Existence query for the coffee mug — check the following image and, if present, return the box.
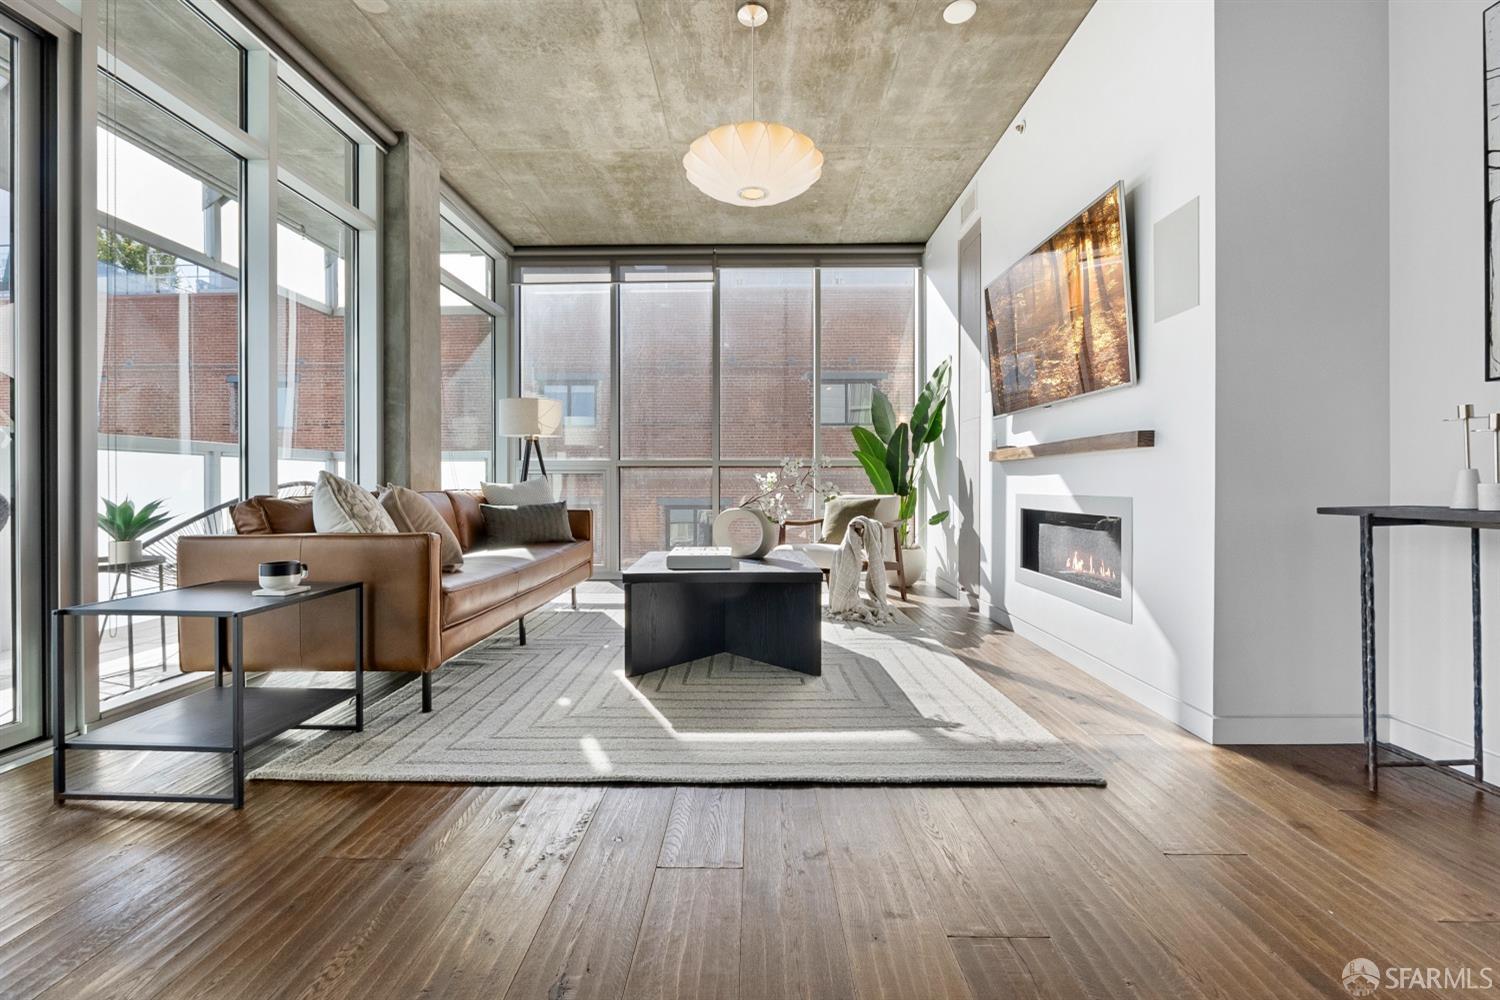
[258,560,308,592]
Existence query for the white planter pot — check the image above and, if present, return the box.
[108,539,144,565]
[888,545,926,587]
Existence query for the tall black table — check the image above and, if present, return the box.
[1319,506,1495,794]
[622,550,822,677]
[53,580,363,809]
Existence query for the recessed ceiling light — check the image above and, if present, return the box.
[943,0,977,25]
[354,0,389,13]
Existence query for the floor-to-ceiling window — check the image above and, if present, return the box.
[0,14,41,751]
[515,257,918,574]
[93,0,382,713]
[439,209,504,487]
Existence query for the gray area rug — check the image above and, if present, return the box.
[252,597,1103,786]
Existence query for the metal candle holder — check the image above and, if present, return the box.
[1450,404,1481,509]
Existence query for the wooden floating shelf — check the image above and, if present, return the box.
[989,430,1155,463]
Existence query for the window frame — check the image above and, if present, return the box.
[438,199,507,485]
[513,257,920,577]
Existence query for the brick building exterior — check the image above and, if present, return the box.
[96,267,913,568]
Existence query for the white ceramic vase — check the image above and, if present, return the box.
[108,539,144,565]
[712,506,776,558]
[1452,468,1481,510]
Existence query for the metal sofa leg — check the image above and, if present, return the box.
[421,672,432,713]
[571,587,578,610]
[518,616,527,646]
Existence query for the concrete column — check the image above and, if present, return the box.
[382,133,442,489]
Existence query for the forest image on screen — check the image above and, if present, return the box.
[985,185,1133,415]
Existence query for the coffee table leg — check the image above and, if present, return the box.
[724,581,822,676]
[231,616,244,810]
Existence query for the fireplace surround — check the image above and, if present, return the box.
[1014,494,1133,622]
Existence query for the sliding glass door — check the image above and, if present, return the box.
[0,15,43,752]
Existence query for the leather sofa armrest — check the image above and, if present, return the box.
[568,508,593,542]
[176,532,442,673]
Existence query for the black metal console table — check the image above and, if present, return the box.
[1319,506,1495,794]
[52,580,364,809]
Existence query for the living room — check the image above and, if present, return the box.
[1,0,1497,997]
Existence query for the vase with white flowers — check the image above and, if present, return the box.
[724,457,840,557]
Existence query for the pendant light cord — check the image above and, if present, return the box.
[750,15,756,122]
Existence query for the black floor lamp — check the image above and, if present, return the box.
[499,397,563,480]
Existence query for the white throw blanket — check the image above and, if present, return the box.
[826,514,898,624]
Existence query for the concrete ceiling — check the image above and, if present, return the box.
[257,0,1093,247]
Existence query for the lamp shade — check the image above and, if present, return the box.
[682,121,824,207]
[497,397,563,438]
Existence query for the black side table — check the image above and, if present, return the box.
[53,580,364,809]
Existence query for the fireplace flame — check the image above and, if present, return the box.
[1065,550,1117,583]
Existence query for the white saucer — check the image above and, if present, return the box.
[253,585,311,597]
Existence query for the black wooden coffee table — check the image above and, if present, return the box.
[621,550,822,677]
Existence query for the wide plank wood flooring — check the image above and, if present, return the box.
[2,586,1498,999]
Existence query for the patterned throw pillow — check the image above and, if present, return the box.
[312,471,397,534]
[480,501,576,546]
[480,476,553,506]
[378,484,464,571]
[820,496,885,544]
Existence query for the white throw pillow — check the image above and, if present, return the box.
[313,471,397,534]
[480,475,554,506]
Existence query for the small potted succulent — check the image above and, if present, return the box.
[99,497,171,565]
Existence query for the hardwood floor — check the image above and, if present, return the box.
[2,588,1498,999]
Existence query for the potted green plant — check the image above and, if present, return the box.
[99,497,171,565]
[850,360,952,586]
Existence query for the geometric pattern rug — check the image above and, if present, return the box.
[251,594,1103,786]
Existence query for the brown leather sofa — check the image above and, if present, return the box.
[175,489,592,711]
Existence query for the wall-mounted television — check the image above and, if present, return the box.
[985,182,1136,416]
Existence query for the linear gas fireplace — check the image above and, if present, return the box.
[1014,495,1133,622]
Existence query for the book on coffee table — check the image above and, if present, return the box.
[664,546,734,570]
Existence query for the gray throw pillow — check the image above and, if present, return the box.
[480,501,575,546]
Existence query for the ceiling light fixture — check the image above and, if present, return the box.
[943,0,977,25]
[682,3,823,208]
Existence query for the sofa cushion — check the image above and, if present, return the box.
[772,542,838,570]
[440,540,592,626]
[380,484,464,571]
[231,495,315,535]
[313,471,397,534]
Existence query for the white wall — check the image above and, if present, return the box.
[1212,0,1390,742]
[924,0,1220,739]
[1387,0,1500,774]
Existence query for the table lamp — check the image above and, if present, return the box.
[499,397,563,480]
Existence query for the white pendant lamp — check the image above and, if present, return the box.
[682,3,823,208]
